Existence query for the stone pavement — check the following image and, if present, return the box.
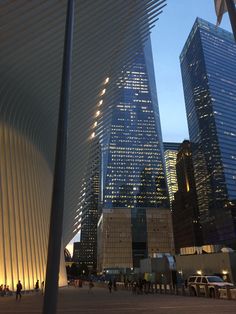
[0,286,236,314]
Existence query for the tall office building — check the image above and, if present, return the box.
[180,18,236,248]
[163,142,180,208]
[97,37,174,272]
[77,139,100,270]
[172,140,202,253]
[72,242,80,263]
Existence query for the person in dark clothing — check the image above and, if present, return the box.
[108,280,112,293]
[113,278,117,291]
[88,280,94,294]
[16,280,22,301]
[41,281,44,295]
[35,280,39,291]
[172,270,177,290]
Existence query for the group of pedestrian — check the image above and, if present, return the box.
[131,279,152,295]
[15,279,44,301]
[34,280,44,294]
[73,279,83,288]
[0,279,45,301]
[0,284,12,297]
[36,280,45,295]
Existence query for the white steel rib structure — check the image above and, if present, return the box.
[0,0,166,290]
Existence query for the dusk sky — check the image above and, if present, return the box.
[151,0,232,143]
[68,1,233,250]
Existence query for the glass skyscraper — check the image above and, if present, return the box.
[163,142,180,209]
[180,18,236,248]
[101,38,168,210]
[75,137,100,270]
[97,37,173,270]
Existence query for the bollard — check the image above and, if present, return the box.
[214,286,219,299]
[167,284,170,294]
[204,285,209,298]
[151,283,154,294]
[175,286,179,295]
[181,284,185,296]
[155,283,157,294]
[188,285,194,296]
[164,284,167,294]
[159,284,162,294]
[169,284,173,294]
[196,284,200,297]
[226,286,232,300]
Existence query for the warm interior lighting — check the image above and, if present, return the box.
[98,100,103,106]
[196,270,202,275]
[185,176,190,192]
[91,132,95,138]
[104,77,110,84]
[101,89,106,96]
[94,121,98,127]
[96,110,100,117]
[222,270,228,275]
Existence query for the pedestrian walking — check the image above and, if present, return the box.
[41,281,44,295]
[35,280,39,292]
[113,278,117,291]
[131,281,137,295]
[88,280,94,293]
[0,284,3,297]
[16,280,22,301]
[108,280,112,293]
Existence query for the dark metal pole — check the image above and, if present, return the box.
[226,0,236,41]
[43,1,74,313]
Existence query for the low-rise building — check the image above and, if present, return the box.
[175,251,236,284]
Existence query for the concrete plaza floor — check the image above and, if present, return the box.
[0,286,236,314]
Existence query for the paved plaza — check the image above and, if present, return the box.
[0,286,236,314]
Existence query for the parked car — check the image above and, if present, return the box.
[187,275,234,297]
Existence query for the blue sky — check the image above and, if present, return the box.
[151,0,232,143]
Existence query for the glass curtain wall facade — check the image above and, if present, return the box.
[180,18,236,248]
[102,38,168,210]
[77,138,100,270]
[98,37,170,269]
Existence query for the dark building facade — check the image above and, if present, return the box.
[97,37,173,270]
[172,140,202,253]
[180,18,236,248]
[76,139,100,270]
[163,142,180,152]
[72,242,80,262]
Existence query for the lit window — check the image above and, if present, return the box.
[104,77,110,84]
[101,89,106,96]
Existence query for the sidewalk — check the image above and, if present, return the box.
[0,286,235,313]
